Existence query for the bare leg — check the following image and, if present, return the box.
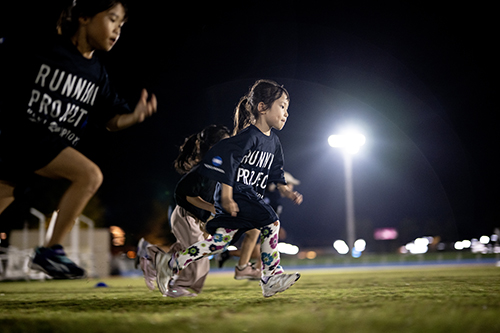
[237,229,260,267]
[251,240,262,270]
[34,147,103,247]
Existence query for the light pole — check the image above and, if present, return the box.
[328,132,366,253]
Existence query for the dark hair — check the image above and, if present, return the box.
[174,124,230,174]
[233,79,289,136]
[57,0,128,37]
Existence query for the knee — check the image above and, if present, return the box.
[245,228,260,241]
[78,163,103,194]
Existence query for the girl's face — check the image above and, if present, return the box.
[261,93,289,131]
[83,3,126,52]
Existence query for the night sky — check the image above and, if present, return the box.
[1,1,497,249]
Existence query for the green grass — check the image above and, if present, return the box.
[1,265,499,333]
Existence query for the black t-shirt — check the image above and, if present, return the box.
[199,125,286,199]
[0,34,130,147]
[0,35,131,181]
[199,125,287,235]
[174,165,217,222]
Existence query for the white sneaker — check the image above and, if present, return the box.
[154,249,178,296]
[134,238,150,269]
[139,256,156,290]
[146,245,165,270]
[260,273,300,297]
[234,263,261,280]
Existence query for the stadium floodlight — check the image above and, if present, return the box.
[328,132,366,154]
[329,130,366,252]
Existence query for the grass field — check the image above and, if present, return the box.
[1,265,499,333]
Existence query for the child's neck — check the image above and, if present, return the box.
[254,121,271,136]
[71,35,95,59]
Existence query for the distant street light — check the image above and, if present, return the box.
[328,131,366,253]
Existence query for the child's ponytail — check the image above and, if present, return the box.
[174,134,199,174]
[232,96,254,136]
[174,124,230,174]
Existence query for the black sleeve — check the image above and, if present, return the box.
[94,69,131,126]
[268,137,286,185]
[198,129,254,186]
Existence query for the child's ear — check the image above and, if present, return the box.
[78,16,91,26]
[257,102,268,112]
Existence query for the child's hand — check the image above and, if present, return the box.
[222,197,239,217]
[133,89,157,123]
[105,89,157,131]
[288,191,303,205]
[221,184,238,216]
[278,183,303,205]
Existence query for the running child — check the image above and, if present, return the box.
[154,79,303,297]
[0,0,157,279]
[139,124,262,296]
[139,124,231,297]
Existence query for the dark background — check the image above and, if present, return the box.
[1,1,497,250]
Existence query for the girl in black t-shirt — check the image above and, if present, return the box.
[141,125,230,297]
[154,80,303,298]
[0,0,157,279]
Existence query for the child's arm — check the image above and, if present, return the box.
[106,89,157,131]
[221,183,239,217]
[277,183,303,205]
[186,196,216,214]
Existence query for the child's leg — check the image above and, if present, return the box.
[34,147,103,247]
[170,207,210,293]
[260,221,284,277]
[175,227,238,270]
[237,229,260,267]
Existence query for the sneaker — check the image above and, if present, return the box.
[165,286,197,298]
[146,245,163,270]
[216,250,231,268]
[234,263,261,280]
[152,247,178,296]
[139,256,156,290]
[135,237,151,269]
[29,245,85,279]
[260,272,300,297]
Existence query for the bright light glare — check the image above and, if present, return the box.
[480,236,490,244]
[333,240,349,255]
[227,245,238,251]
[405,237,429,254]
[110,225,125,246]
[277,242,299,255]
[306,251,317,259]
[455,240,471,250]
[354,239,366,252]
[415,237,430,247]
[328,133,366,154]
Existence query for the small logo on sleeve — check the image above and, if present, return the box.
[212,156,223,167]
